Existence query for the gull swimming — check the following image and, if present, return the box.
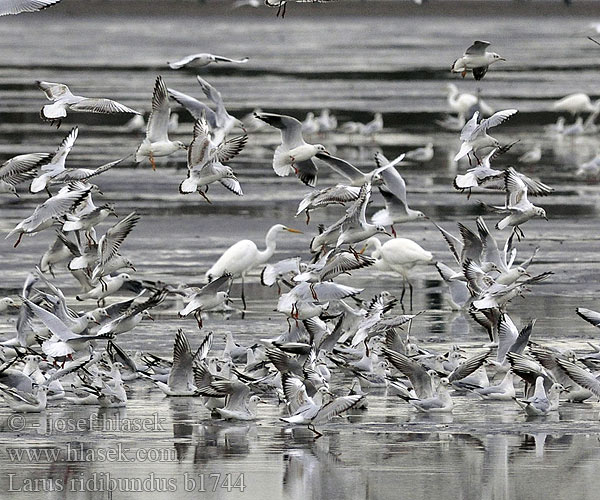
[451,41,505,80]
[37,81,139,127]
[167,53,249,70]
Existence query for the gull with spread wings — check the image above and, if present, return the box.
[37,81,139,128]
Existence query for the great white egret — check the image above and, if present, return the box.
[553,93,600,117]
[205,224,302,310]
[362,236,433,310]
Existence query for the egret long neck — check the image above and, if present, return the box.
[256,226,280,264]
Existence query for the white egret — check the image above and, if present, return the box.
[205,224,302,310]
[362,236,433,310]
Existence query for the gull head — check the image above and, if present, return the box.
[314,144,329,154]
[5,184,18,197]
[175,141,188,151]
[490,52,506,62]
[142,310,154,321]
[224,167,236,179]
[534,207,548,221]
[375,225,391,236]
[516,266,529,277]
[415,211,428,220]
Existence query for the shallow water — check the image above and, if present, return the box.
[1,5,600,500]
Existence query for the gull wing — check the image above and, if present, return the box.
[556,358,600,398]
[167,329,193,389]
[37,80,72,101]
[219,175,243,196]
[168,87,218,127]
[576,307,600,328]
[315,152,364,184]
[295,159,318,187]
[22,187,89,230]
[69,98,139,115]
[24,298,77,341]
[146,76,170,143]
[0,153,49,186]
[465,40,491,55]
[497,313,518,363]
[460,111,480,141]
[476,217,507,272]
[42,126,78,171]
[478,109,518,134]
[97,211,140,267]
[448,349,491,383]
[256,112,305,149]
[0,0,61,16]
[382,347,433,398]
[312,394,363,424]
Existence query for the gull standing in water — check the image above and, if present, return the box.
[167,53,249,70]
[37,81,139,128]
[279,375,363,437]
[451,41,505,80]
[205,224,303,310]
[135,76,187,170]
[255,112,328,187]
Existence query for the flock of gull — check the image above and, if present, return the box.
[2,6,600,443]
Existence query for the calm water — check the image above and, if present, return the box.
[1,5,600,500]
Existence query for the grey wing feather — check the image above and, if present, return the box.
[465,40,491,55]
[168,87,218,127]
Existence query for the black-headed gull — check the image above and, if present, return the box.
[37,81,139,128]
[135,76,187,170]
[451,40,505,80]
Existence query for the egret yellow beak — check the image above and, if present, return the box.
[284,227,303,234]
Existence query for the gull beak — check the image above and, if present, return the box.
[94,320,101,325]
[113,212,119,218]
[147,313,154,321]
[130,265,137,272]
[423,215,430,220]
[383,231,392,237]
[284,227,303,234]
[13,192,19,198]
[543,216,548,221]
[499,57,506,61]
[359,245,367,254]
